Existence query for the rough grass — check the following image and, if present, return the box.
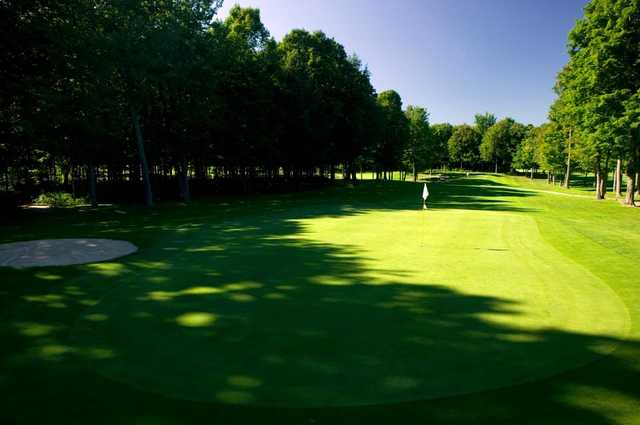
[1,174,639,424]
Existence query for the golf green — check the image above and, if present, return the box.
[1,174,639,423]
[69,202,628,406]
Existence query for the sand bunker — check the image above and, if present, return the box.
[0,239,138,268]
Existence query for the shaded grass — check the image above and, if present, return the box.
[1,174,639,424]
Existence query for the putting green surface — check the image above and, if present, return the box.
[1,174,639,423]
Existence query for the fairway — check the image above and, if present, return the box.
[5,1,640,423]
[2,174,639,423]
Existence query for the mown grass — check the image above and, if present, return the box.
[1,174,638,424]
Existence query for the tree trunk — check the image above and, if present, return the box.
[71,165,79,198]
[563,154,571,188]
[494,159,498,174]
[63,163,70,188]
[615,159,622,198]
[563,129,572,188]
[131,107,153,207]
[530,168,534,180]
[412,161,417,182]
[87,162,97,208]
[624,172,635,206]
[178,159,190,202]
[595,165,606,200]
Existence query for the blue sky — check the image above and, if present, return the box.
[218,0,587,125]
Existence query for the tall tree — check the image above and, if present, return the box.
[375,90,408,178]
[480,118,527,173]
[537,123,567,183]
[474,112,497,139]
[430,123,454,169]
[513,126,542,179]
[556,0,640,202]
[448,125,481,169]
[404,106,430,181]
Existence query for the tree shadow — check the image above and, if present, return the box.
[0,176,638,424]
[423,177,538,213]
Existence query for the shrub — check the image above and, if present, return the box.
[34,192,86,208]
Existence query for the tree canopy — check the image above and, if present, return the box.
[448,125,481,169]
[551,0,640,202]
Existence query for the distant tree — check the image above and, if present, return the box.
[536,123,567,184]
[513,128,539,178]
[474,112,497,138]
[278,29,375,180]
[548,89,579,188]
[404,106,430,181]
[430,123,454,169]
[375,90,408,178]
[480,118,528,173]
[448,125,480,169]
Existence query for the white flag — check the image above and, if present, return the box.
[422,183,429,200]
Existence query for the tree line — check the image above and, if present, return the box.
[0,0,414,206]
[1,0,637,207]
[0,0,546,208]
[516,0,640,205]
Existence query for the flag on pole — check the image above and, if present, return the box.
[422,183,429,209]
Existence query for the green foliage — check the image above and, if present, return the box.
[277,30,379,177]
[34,192,86,208]
[513,127,541,171]
[537,123,567,173]
[224,5,270,50]
[474,112,497,138]
[448,125,480,168]
[430,123,454,168]
[403,106,430,176]
[0,0,391,198]
[480,118,528,172]
[375,90,409,173]
[555,0,640,179]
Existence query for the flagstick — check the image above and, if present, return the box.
[421,207,424,247]
[421,182,429,247]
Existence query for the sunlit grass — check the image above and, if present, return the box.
[1,173,639,423]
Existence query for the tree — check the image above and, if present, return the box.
[556,0,640,202]
[481,121,506,173]
[536,123,567,183]
[0,1,395,203]
[474,112,497,139]
[513,126,542,178]
[404,106,430,181]
[448,125,480,169]
[548,92,578,188]
[430,123,454,169]
[480,118,527,173]
[375,90,408,178]
[278,29,375,180]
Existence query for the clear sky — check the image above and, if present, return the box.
[217,0,588,126]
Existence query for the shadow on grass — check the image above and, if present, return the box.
[0,175,637,424]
